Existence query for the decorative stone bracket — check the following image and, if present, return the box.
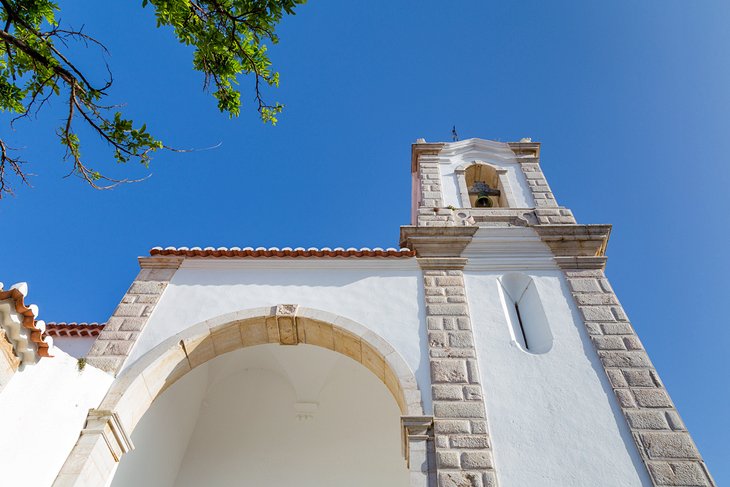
[83,409,134,462]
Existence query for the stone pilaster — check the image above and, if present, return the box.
[421,258,498,487]
[412,142,445,226]
[53,410,133,487]
[86,257,183,374]
[564,269,716,487]
[518,160,559,209]
[505,141,574,222]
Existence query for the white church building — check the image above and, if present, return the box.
[0,138,716,486]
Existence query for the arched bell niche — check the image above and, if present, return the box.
[455,161,516,208]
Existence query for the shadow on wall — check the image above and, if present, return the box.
[498,272,553,355]
[557,276,653,487]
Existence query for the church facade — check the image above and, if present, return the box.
[0,138,715,486]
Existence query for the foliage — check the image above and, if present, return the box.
[0,0,304,196]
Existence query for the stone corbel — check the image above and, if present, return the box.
[82,409,134,461]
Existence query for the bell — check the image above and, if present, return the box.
[475,195,493,208]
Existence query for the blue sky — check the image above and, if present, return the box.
[2,1,728,481]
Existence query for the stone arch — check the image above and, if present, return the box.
[455,160,517,208]
[53,305,431,486]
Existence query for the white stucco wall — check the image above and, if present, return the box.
[436,139,536,209]
[464,270,652,487]
[110,364,209,487]
[0,350,112,486]
[112,344,408,487]
[52,336,97,358]
[123,258,431,412]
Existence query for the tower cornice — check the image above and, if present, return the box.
[399,225,478,257]
[533,224,612,270]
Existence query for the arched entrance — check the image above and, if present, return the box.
[53,306,433,486]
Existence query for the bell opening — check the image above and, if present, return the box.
[475,196,493,208]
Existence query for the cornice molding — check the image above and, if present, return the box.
[400,225,478,257]
[533,224,612,270]
[411,142,445,172]
[417,258,468,270]
[138,256,185,269]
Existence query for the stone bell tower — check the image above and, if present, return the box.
[400,138,715,487]
[35,136,716,487]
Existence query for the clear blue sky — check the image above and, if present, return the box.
[2,1,728,482]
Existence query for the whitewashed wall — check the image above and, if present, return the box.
[123,259,432,412]
[112,344,407,487]
[0,349,112,486]
[52,336,97,358]
[464,269,652,486]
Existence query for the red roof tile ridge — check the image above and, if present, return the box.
[46,322,106,337]
[149,246,415,258]
[0,282,52,359]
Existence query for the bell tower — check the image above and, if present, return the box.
[401,138,715,487]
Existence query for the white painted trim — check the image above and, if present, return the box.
[463,227,558,271]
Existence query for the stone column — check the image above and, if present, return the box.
[421,258,498,487]
[565,269,716,487]
[86,256,182,374]
[412,142,446,227]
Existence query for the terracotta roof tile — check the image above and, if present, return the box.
[149,246,415,258]
[0,283,52,358]
[46,322,106,337]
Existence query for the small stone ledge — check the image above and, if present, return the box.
[138,256,184,269]
[418,258,468,270]
[554,256,608,270]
